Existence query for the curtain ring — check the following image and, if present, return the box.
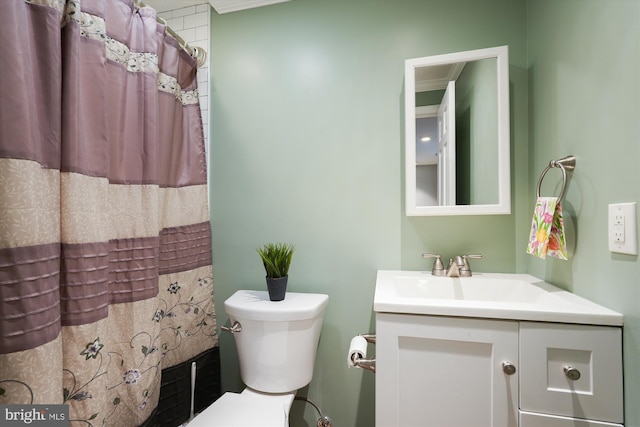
[536,162,568,202]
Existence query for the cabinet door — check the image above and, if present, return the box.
[376,313,518,427]
[520,410,623,427]
[519,322,623,424]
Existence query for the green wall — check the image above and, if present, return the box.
[527,1,640,426]
[456,58,500,205]
[209,0,638,425]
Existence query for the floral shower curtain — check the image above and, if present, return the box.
[0,1,219,426]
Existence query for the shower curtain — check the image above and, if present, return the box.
[0,1,220,426]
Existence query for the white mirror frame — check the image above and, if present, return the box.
[405,45,510,216]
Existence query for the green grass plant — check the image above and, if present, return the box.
[257,242,295,278]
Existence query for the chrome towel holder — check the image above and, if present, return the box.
[536,155,576,202]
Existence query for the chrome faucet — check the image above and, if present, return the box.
[422,253,445,276]
[423,253,482,277]
[446,256,465,277]
[445,254,482,277]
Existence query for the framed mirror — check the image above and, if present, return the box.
[405,45,510,216]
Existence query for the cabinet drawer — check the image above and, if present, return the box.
[520,411,623,427]
[519,322,623,424]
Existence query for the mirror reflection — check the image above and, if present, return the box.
[405,46,510,216]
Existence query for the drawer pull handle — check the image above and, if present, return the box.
[564,365,581,381]
[502,361,516,375]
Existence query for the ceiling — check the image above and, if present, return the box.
[415,62,466,92]
[146,0,291,14]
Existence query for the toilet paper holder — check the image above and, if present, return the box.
[351,334,376,373]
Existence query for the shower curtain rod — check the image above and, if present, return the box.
[134,0,207,67]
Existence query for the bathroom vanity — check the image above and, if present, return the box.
[373,271,624,427]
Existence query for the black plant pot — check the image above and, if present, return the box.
[266,276,288,301]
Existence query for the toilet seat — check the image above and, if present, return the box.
[186,389,294,427]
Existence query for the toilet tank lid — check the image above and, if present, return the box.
[224,290,329,321]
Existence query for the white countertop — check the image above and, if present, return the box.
[373,270,623,326]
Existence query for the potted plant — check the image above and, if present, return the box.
[257,242,295,301]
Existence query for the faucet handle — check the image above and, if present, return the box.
[460,254,483,272]
[422,253,445,276]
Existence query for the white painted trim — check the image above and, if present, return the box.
[209,0,290,14]
[405,45,511,216]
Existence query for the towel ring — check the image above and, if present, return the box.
[536,155,576,202]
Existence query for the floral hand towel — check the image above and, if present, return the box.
[527,196,568,260]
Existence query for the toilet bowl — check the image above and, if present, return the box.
[187,290,329,427]
[188,388,293,427]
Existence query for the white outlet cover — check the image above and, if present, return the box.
[608,202,638,255]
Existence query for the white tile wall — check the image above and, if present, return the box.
[158,4,210,169]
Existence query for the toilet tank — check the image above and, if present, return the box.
[224,290,329,393]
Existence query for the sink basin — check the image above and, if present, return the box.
[374,270,623,325]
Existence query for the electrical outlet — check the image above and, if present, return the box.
[608,203,637,255]
[613,212,625,242]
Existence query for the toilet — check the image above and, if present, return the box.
[188,290,329,427]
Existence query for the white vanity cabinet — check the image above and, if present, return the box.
[376,313,519,426]
[375,313,623,427]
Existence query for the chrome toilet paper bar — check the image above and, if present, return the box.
[360,334,376,345]
[348,334,376,373]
